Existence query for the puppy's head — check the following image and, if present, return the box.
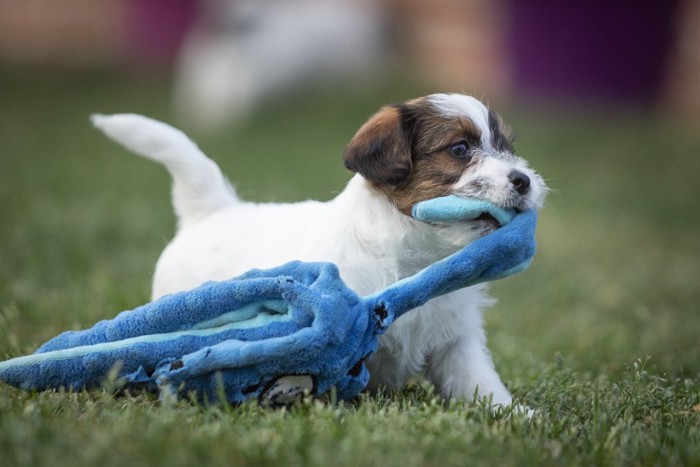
[344,93,546,236]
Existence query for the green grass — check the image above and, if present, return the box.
[1,69,699,466]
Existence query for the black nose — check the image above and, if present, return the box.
[508,170,531,195]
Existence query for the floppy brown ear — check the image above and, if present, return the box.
[343,106,412,185]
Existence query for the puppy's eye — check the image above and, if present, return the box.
[449,142,471,159]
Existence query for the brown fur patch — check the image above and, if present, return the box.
[371,149,476,215]
[413,116,482,155]
[488,110,515,153]
[343,106,412,185]
[371,98,483,215]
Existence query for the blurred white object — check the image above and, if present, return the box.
[173,0,389,132]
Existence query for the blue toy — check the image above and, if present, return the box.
[0,196,537,405]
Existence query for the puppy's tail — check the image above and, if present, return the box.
[91,113,237,227]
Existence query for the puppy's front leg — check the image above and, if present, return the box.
[426,335,513,408]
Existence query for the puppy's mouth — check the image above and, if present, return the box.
[412,195,517,228]
[473,211,502,229]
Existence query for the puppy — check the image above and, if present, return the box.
[92,93,546,407]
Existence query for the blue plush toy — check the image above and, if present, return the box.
[0,196,536,405]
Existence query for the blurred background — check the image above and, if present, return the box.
[2,0,699,122]
[0,0,699,382]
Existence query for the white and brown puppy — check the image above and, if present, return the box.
[92,93,546,407]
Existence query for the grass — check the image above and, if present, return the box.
[1,68,699,466]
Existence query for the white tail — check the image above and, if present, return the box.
[91,114,237,227]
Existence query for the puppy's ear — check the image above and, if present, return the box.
[343,106,412,185]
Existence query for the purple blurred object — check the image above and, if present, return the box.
[123,0,198,66]
[509,0,680,103]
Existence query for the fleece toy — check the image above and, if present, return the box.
[0,196,537,405]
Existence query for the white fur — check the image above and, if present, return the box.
[93,103,545,407]
[424,94,547,212]
[454,155,546,212]
[428,93,493,148]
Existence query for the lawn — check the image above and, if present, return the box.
[1,69,699,466]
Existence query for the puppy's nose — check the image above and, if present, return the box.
[508,170,531,195]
